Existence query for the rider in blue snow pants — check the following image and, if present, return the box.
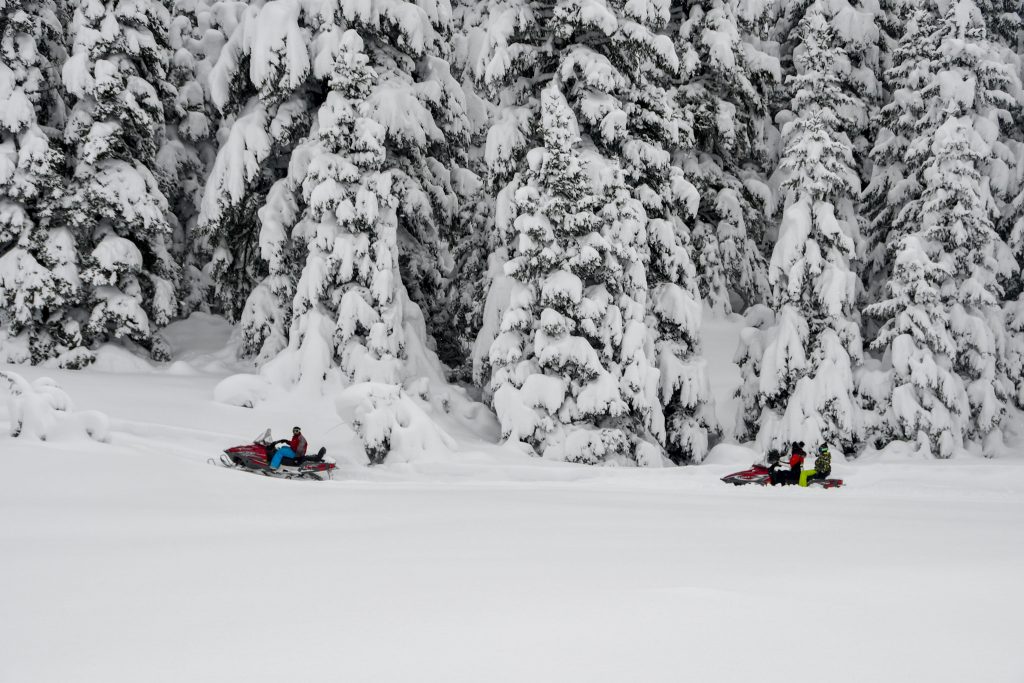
[269,445,296,469]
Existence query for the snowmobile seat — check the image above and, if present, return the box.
[289,448,326,465]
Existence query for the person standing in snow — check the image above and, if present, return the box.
[800,444,832,487]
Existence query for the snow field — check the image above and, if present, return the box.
[3,436,1023,683]
[1,313,1022,682]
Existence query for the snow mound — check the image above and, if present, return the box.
[90,344,158,373]
[0,371,110,442]
[165,361,199,376]
[703,442,760,466]
[214,373,273,408]
[857,439,945,462]
[336,382,458,464]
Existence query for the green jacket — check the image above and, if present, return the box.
[814,451,832,474]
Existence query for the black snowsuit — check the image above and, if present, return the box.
[771,442,806,485]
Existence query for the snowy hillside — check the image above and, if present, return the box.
[2,315,1023,682]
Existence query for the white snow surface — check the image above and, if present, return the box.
[2,314,1023,683]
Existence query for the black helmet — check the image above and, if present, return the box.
[791,441,806,455]
[818,443,829,455]
[292,426,301,433]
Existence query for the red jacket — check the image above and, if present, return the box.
[290,433,308,457]
[789,452,805,470]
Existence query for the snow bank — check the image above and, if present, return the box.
[336,381,457,464]
[213,373,274,408]
[0,371,109,442]
[703,442,761,466]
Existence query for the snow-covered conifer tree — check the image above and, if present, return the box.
[0,0,85,365]
[736,6,864,453]
[870,117,1015,455]
[161,0,222,313]
[773,1,882,305]
[647,199,718,462]
[1003,294,1024,408]
[245,29,404,387]
[865,0,1019,455]
[984,1,1024,407]
[439,161,494,381]
[473,0,718,461]
[201,0,468,369]
[196,0,315,322]
[674,0,778,312]
[489,84,664,465]
[429,1,496,381]
[861,0,928,303]
[61,0,181,360]
[402,1,492,379]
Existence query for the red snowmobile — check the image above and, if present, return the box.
[721,452,843,489]
[216,429,336,480]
